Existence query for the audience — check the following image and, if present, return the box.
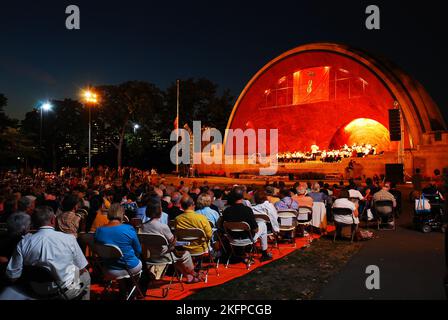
[275,188,300,211]
[195,193,220,227]
[94,203,142,298]
[222,187,272,263]
[141,196,202,283]
[174,195,213,255]
[332,190,359,226]
[292,184,313,208]
[251,190,279,233]
[56,194,81,237]
[2,206,90,300]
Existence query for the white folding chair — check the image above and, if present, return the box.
[175,228,218,282]
[138,233,184,298]
[223,221,257,269]
[277,210,298,247]
[93,243,144,300]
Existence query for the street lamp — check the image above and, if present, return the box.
[39,101,53,146]
[133,123,140,134]
[81,88,99,168]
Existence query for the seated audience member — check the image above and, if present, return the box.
[174,196,212,255]
[85,195,104,231]
[251,190,279,233]
[291,185,313,208]
[56,194,82,237]
[195,193,220,227]
[0,195,17,223]
[16,196,35,216]
[167,192,183,220]
[212,189,227,213]
[348,188,364,201]
[89,197,109,233]
[206,190,221,213]
[136,193,169,224]
[141,196,202,283]
[2,206,90,300]
[275,189,300,211]
[94,203,142,298]
[372,182,396,225]
[308,182,331,203]
[0,212,31,275]
[222,187,272,262]
[265,186,280,205]
[332,190,359,225]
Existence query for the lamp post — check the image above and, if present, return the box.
[39,102,53,146]
[133,123,140,134]
[82,88,99,168]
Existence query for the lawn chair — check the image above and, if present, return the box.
[77,231,98,265]
[138,233,184,298]
[175,228,218,282]
[332,207,358,242]
[223,221,257,269]
[277,210,298,247]
[93,243,144,300]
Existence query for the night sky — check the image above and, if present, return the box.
[0,0,446,121]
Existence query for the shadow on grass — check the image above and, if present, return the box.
[186,236,363,300]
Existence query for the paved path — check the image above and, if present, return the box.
[318,188,446,300]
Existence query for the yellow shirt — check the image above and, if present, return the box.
[175,209,212,255]
[267,195,280,205]
[90,213,109,232]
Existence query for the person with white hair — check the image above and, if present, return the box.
[0,212,32,272]
[195,193,220,226]
[2,206,90,300]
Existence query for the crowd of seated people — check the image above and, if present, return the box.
[276,143,379,163]
[2,166,441,300]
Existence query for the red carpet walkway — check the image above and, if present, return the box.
[91,228,334,300]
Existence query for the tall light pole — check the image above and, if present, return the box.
[39,102,53,146]
[82,88,99,168]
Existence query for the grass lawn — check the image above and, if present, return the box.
[187,235,363,300]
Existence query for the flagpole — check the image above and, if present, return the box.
[176,79,180,176]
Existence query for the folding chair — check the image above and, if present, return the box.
[253,213,280,252]
[77,232,100,275]
[223,221,257,270]
[22,265,87,300]
[277,210,298,247]
[297,206,313,246]
[332,207,358,242]
[93,243,144,300]
[373,200,396,230]
[138,233,184,298]
[175,228,218,282]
